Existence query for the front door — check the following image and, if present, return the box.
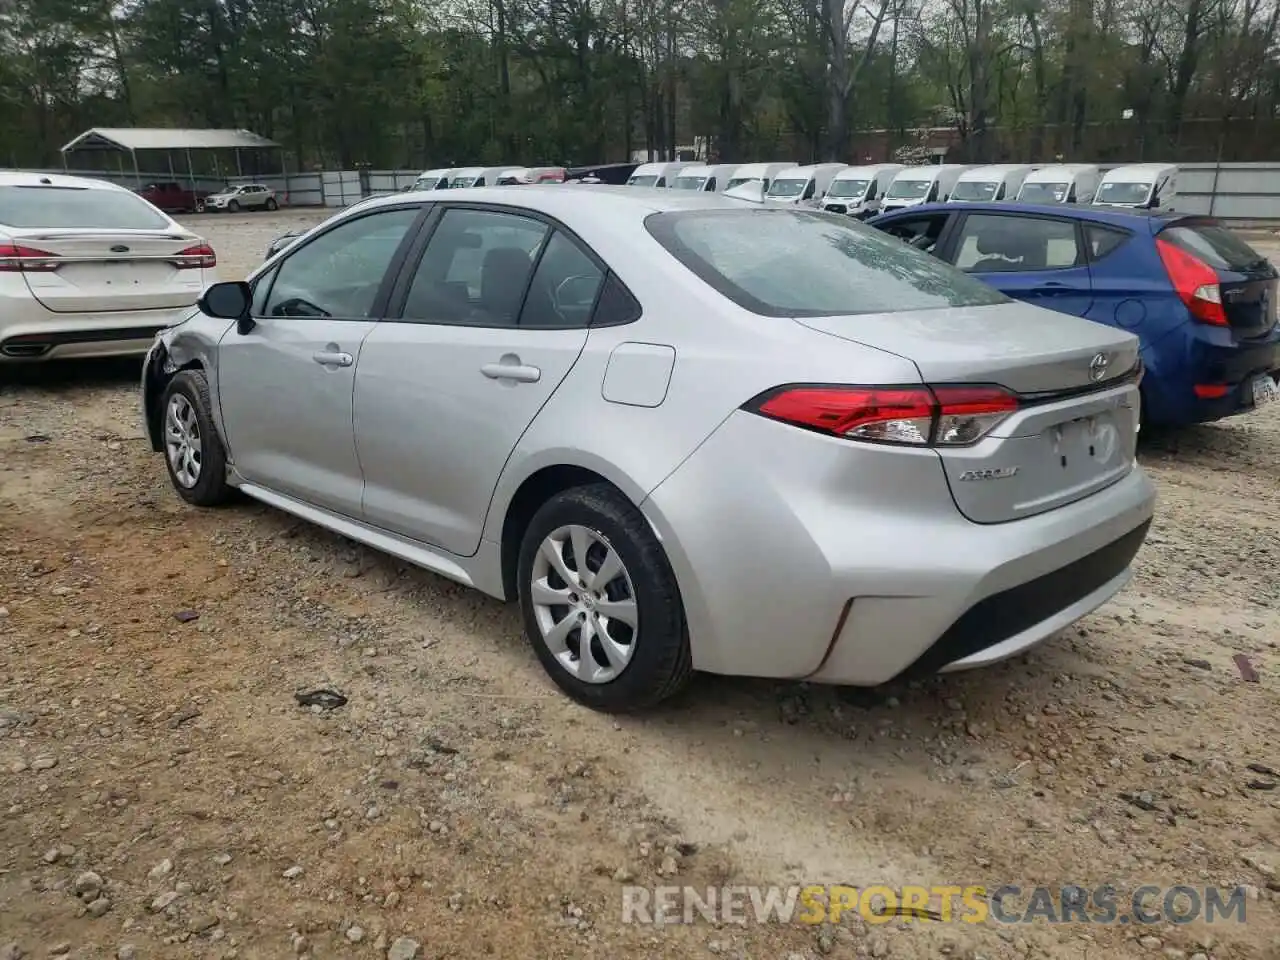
[946,212,1095,318]
[356,205,602,555]
[217,206,422,516]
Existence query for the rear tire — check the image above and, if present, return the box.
[517,483,692,712]
[265,197,278,211]
[160,371,232,507]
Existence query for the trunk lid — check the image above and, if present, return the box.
[1156,221,1278,339]
[11,229,209,314]
[795,302,1142,523]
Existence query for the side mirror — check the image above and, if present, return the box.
[198,281,253,333]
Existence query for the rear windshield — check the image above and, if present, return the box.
[645,208,1009,317]
[951,180,999,202]
[1161,224,1270,272]
[0,185,170,229]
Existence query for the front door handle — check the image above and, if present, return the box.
[312,350,353,367]
[481,358,541,383]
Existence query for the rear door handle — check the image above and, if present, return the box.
[312,350,353,367]
[481,361,541,383]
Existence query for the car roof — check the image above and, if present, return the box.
[870,200,1197,228]
[345,183,771,219]
[0,171,131,192]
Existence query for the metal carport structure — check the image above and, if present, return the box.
[59,127,284,189]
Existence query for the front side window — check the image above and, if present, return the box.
[953,214,1083,272]
[402,208,548,326]
[646,208,1007,317]
[262,208,419,319]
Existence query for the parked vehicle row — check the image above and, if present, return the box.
[409,166,568,192]
[140,183,1157,713]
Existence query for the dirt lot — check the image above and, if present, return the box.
[1,211,1278,960]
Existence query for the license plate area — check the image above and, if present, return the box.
[1250,373,1280,407]
[1048,412,1122,473]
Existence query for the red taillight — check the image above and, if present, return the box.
[172,243,216,270]
[1156,237,1227,326]
[0,244,60,273]
[751,384,1018,446]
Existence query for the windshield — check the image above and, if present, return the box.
[644,208,1009,318]
[1097,181,1153,206]
[767,178,807,198]
[450,177,479,188]
[725,177,759,190]
[628,175,661,187]
[674,176,707,190]
[885,179,931,200]
[825,179,870,199]
[0,186,170,229]
[413,177,442,191]
[1018,182,1069,203]
[950,180,999,202]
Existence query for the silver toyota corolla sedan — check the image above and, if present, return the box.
[140,185,1156,711]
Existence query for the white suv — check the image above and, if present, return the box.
[0,172,217,361]
[202,183,278,213]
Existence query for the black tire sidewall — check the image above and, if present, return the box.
[160,372,229,506]
[228,200,239,212]
[517,485,688,712]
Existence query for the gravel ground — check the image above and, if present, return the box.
[0,212,1278,959]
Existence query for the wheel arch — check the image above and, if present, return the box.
[492,451,650,602]
[144,344,206,452]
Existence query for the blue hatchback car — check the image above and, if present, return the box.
[867,202,1280,427]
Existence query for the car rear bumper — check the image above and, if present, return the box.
[1141,323,1280,425]
[0,306,196,361]
[641,410,1156,686]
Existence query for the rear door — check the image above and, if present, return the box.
[355,204,600,555]
[0,182,211,313]
[943,211,1095,317]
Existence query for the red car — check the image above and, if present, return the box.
[134,182,207,214]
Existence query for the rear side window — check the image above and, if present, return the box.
[954,214,1083,272]
[0,186,170,230]
[1159,224,1268,272]
[1086,224,1131,261]
[645,209,1008,317]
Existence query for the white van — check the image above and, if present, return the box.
[879,164,970,213]
[626,162,684,188]
[410,168,455,192]
[1094,163,1178,211]
[1016,164,1100,205]
[448,167,508,188]
[819,164,904,218]
[670,164,738,192]
[765,163,849,205]
[724,163,795,194]
[949,164,1035,203]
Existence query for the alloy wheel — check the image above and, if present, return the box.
[164,394,203,489]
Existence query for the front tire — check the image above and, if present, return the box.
[161,370,232,507]
[517,484,692,712]
[227,199,240,213]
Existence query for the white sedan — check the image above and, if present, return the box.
[0,172,217,361]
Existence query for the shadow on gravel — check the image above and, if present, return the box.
[0,357,142,390]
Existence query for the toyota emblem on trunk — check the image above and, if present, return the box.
[1088,353,1109,382]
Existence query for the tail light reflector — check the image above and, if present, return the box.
[751,384,1018,447]
[172,243,216,269]
[1156,237,1227,326]
[0,244,60,272]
